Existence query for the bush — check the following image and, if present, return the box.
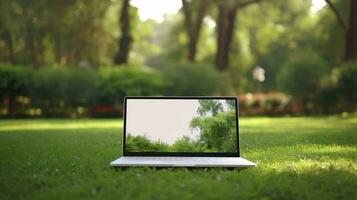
[337,61,357,109]
[65,68,97,107]
[30,67,69,109]
[317,61,357,112]
[96,66,164,104]
[0,65,31,98]
[94,66,165,117]
[162,63,227,96]
[126,135,169,152]
[1,65,167,118]
[29,67,97,117]
[171,136,203,152]
[277,50,329,112]
[0,65,31,117]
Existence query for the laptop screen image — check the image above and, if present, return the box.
[124,98,239,155]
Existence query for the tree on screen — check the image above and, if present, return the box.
[197,99,223,116]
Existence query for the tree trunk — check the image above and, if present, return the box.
[114,0,132,65]
[182,0,208,62]
[325,0,347,30]
[345,0,357,61]
[215,0,261,71]
[216,3,227,71]
[215,4,238,71]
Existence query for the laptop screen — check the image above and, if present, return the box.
[124,98,238,155]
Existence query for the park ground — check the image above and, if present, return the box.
[0,116,356,200]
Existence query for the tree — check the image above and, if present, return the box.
[244,0,313,91]
[215,0,261,71]
[114,0,132,65]
[181,0,208,62]
[197,99,223,116]
[325,0,357,61]
[190,111,237,151]
[225,99,235,110]
[0,0,112,67]
[344,0,357,60]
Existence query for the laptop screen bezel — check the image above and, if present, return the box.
[122,96,240,157]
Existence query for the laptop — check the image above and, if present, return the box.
[110,96,256,168]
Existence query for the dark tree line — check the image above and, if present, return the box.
[114,0,262,70]
[0,0,112,67]
[1,0,355,69]
[180,0,261,71]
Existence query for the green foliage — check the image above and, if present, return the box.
[336,62,357,106]
[314,0,350,65]
[65,69,97,107]
[96,66,164,106]
[30,67,69,111]
[126,134,206,153]
[0,65,31,117]
[130,20,162,66]
[317,61,357,112]
[277,50,329,104]
[197,99,223,116]
[0,0,354,115]
[29,67,97,117]
[162,63,226,96]
[191,111,237,152]
[0,65,31,98]
[126,134,169,152]
[171,136,203,152]
[239,92,291,115]
[0,65,166,117]
[232,0,315,91]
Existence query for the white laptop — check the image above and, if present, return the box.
[111,96,256,168]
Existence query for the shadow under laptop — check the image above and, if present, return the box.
[111,166,250,172]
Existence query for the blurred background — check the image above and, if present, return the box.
[0,0,356,118]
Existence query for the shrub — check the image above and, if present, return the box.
[29,67,97,117]
[96,66,165,106]
[1,64,232,118]
[171,136,203,152]
[276,50,329,112]
[126,134,169,152]
[238,92,292,115]
[30,67,71,117]
[64,68,97,107]
[0,65,32,117]
[161,63,227,96]
[337,61,357,110]
[94,66,165,117]
[0,65,31,99]
[2,65,166,118]
[317,61,357,112]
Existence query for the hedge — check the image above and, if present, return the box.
[0,64,225,118]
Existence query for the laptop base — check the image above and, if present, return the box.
[111,156,256,168]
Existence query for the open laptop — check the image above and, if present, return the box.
[110,96,256,168]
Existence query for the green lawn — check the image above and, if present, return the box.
[0,117,356,200]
